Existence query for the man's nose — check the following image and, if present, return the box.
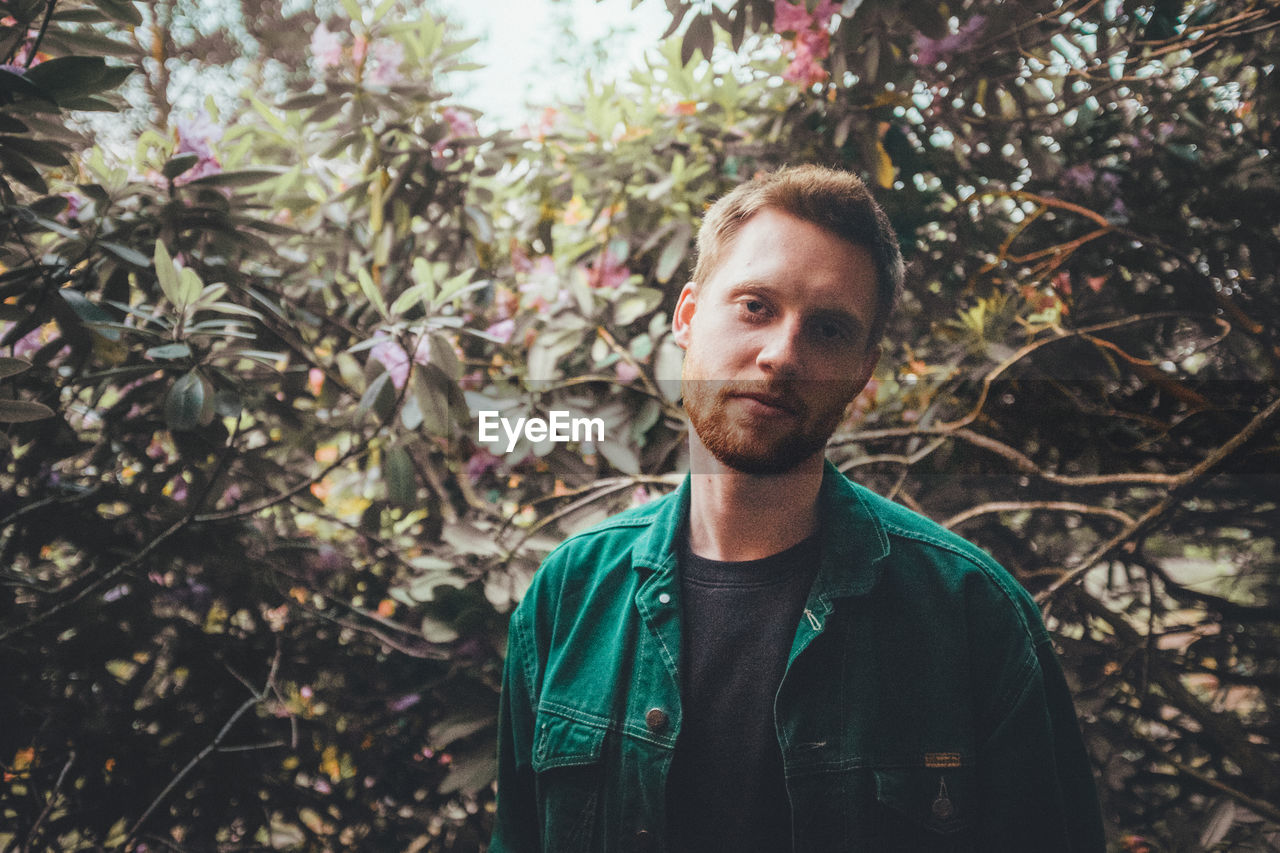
[755,320,804,376]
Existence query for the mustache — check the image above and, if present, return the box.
[715,381,808,416]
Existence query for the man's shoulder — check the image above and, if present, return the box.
[852,482,1002,573]
[520,486,680,595]
[838,476,1043,625]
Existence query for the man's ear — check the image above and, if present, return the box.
[672,282,698,350]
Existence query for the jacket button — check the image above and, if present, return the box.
[645,708,669,733]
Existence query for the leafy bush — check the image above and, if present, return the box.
[1,0,1277,849]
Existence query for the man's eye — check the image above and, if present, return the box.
[816,322,847,341]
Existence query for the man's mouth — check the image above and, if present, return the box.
[728,391,802,416]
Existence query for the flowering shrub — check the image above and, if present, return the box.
[1,0,1278,849]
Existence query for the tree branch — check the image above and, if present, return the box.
[1038,393,1280,602]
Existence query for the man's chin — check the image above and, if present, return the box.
[697,440,823,476]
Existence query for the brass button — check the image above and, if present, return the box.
[645,707,668,732]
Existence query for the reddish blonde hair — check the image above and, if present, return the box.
[693,165,904,345]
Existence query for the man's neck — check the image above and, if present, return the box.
[686,437,825,562]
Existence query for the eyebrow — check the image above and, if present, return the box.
[725,280,867,341]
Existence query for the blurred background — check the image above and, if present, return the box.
[1,0,1277,849]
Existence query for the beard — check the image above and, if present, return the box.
[682,377,849,476]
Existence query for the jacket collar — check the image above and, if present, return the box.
[631,459,891,599]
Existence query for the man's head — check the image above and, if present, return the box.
[674,166,903,475]
[692,164,903,347]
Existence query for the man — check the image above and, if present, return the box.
[491,165,1105,852]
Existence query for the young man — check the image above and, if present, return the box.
[491,166,1105,852]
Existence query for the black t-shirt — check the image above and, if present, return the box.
[665,531,822,853]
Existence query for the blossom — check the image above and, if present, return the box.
[783,29,831,87]
[913,15,987,69]
[585,248,631,290]
[366,39,405,86]
[369,334,431,389]
[485,318,515,344]
[173,111,223,182]
[441,106,478,138]
[311,22,343,69]
[466,448,502,483]
[773,0,838,34]
[774,0,838,88]
[615,361,641,384]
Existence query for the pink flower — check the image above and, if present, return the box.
[174,111,222,183]
[585,248,630,290]
[486,318,515,344]
[311,23,344,69]
[783,29,831,87]
[369,334,431,389]
[913,15,987,68]
[441,106,478,138]
[466,448,502,483]
[367,39,404,86]
[774,0,837,34]
[615,361,641,383]
[773,0,813,33]
[352,34,369,68]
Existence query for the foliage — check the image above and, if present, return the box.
[0,0,1277,850]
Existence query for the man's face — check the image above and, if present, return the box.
[673,208,880,475]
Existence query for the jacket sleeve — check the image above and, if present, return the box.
[490,605,540,853]
[976,633,1107,851]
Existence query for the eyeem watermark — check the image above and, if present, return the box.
[477,410,605,453]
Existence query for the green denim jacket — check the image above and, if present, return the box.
[492,463,1106,852]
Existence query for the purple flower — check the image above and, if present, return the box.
[174,111,223,183]
[366,39,405,86]
[585,248,630,290]
[312,22,344,69]
[369,334,432,389]
[466,448,502,483]
[913,15,987,68]
[486,318,515,344]
[441,106,478,138]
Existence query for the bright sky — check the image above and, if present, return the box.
[436,0,671,127]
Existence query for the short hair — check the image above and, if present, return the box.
[692,165,904,347]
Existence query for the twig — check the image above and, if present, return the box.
[125,648,282,845]
[21,749,75,853]
[1168,757,1280,825]
[942,500,1135,530]
[1037,393,1280,602]
[22,0,57,69]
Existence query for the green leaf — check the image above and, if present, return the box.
[99,241,150,267]
[0,398,56,422]
[384,445,418,509]
[153,240,181,306]
[165,369,214,430]
[92,0,144,25]
[177,266,203,307]
[162,153,200,179]
[358,370,395,421]
[655,222,691,283]
[0,357,32,379]
[185,168,284,188]
[0,149,47,194]
[419,614,459,644]
[613,287,663,326]
[356,268,389,319]
[25,57,132,101]
[0,135,70,167]
[146,343,191,360]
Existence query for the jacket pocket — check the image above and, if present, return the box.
[532,709,608,852]
[873,766,976,852]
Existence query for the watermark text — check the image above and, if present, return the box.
[477,410,605,453]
